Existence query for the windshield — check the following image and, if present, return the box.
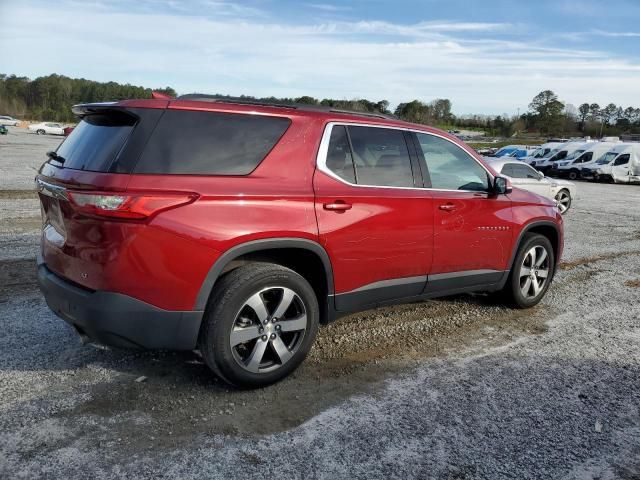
[565,149,585,161]
[542,148,559,159]
[596,151,620,165]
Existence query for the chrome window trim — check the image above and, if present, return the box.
[316,122,495,193]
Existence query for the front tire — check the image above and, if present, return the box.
[198,263,319,388]
[501,233,555,308]
[36,129,45,135]
[567,169,579,180]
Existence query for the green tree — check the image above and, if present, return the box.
[528,90,564,135]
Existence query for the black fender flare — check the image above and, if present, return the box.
[507,220,561,273]
[194,238,335,311]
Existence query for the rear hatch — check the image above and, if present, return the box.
[36,101,169,291]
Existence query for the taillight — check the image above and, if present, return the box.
[67,191,198,220]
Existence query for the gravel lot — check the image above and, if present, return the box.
[1,128,639,479]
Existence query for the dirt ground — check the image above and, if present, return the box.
[1,127,639,479]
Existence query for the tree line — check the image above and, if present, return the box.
[1,74,638,138]
[0,73,454,126]
[453,90,640,138]
[0,74,176,122]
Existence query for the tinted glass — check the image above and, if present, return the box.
[501,164,514,177]
[325,126,356,183]
[55,112,136,171]
[577,152,592,163]
[416,133,489,191]
[614,154,630,166]
[511,164,540,179]
[346,126,414,187]
[135,110,291,175]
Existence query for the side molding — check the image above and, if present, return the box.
[194,238,334,311]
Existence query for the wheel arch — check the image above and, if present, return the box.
[195,238,335,323]
[509,221,561,273]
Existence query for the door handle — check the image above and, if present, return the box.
[438,203,457,212]
[323,201,352,212]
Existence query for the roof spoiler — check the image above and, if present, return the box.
[152,91,174,100]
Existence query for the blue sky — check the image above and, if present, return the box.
[1,0,639,114]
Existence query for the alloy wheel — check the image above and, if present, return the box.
[230,287,307,374]
[519,245,550,300]
[555,190,571,214]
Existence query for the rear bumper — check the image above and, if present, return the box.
[37,258,203,350]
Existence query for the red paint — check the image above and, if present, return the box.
[37,98,563,311]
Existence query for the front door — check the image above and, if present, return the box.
[411,132,513,293]
[314,123,434,311]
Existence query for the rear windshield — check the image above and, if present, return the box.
[55,112,136,171]
[134,110,291,175]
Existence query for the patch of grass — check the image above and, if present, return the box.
[560,251,640,270]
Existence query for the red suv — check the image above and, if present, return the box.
[36,96,563,387]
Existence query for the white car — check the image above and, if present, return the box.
[0,115,20,126]
[28,122,65,135]
[488,158,576,214]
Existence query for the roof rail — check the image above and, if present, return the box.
[176,94,396,120]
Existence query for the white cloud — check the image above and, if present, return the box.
[1,1,639,114]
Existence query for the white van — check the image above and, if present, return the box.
[522,142,563,166]
[627,145,640,184]
[549,141,621,180]
[580,143,632,181]
[534,141,594,174]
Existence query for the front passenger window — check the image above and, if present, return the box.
[614,154,630,166]
[416,133,489,191]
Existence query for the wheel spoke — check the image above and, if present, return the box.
[271,288,295,319]
[245,339,268,373]
[521,277,532,297]
[535,248,548,267]
[520,266,531,278]
[279,314,307,333]
[270,336,293,364]
[532,277,541,296]
[528,248,537,268]
[245,292,269,322]
[230,325,262,347]
[537,268,549,278]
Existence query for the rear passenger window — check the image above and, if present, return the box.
[348,126,414,187]
[325,126,356,183]
[324,125,414,188]
[135,110,290,175]
[416,133,489,191]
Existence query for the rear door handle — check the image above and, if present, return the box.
[438,203,457,212]
[323,201,352,211]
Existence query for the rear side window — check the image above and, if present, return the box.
[135,110,290,175]
[56,112,136,171]
[324,125,415,188]
[325,126,356,183]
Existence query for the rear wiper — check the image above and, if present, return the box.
[46,151,66,163]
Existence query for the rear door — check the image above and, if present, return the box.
[314,123,433,311]
[411,132,513,292]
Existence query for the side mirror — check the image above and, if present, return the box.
[493,176,512,195]
[538,171,544,179]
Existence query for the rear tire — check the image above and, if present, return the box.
[198,263,319,388]
[501,233,555,309]
[36,129,45,135]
